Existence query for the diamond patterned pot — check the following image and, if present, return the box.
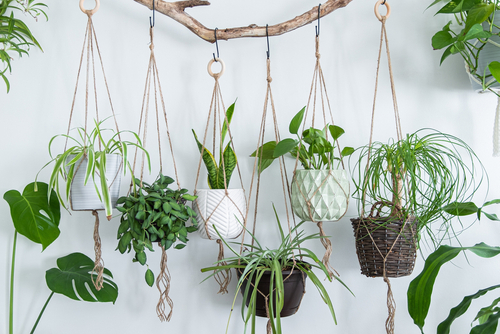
[291,169,349,222]
[193,189,246,240]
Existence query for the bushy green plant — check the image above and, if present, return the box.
[201,206,352,334]
[252,107,354,173]
[37,117,150,220]
[116,174,198,286]
[192,102,237,189]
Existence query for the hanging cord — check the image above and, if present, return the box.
[91,210,104,290]
[494,96,500,156]
[156,245,173,322]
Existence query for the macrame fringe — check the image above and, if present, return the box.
[266,319,272,334]
[384,276,396,334]
[156,246,173,322]
[215,239,231,294]
[493,95,500,157]
[316,222,338,279]
[91,210,104,290]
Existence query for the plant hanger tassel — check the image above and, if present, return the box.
[192,34,247,294]
[65,0,123,291]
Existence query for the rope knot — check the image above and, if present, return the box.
[267,75,272,83]
[315,52,321,59]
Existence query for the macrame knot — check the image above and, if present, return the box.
[267,75,272,83]
[315,52,321,59]
[91,210,104,291]
[150,42,155,51]
[215,239,231,294]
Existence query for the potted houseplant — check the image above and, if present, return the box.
[252,107,354,222]
[192,101,246,240]
[429,0,500,92]
[201,206,351,333]
[115,173,198,286]
[350,129,483,278]
[37,118,150,220]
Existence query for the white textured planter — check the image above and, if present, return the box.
[193,189,246,240]
[291,169,349,222]
[68,154,123,211]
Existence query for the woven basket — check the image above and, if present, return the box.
[351,216,417,278]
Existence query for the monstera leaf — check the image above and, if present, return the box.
[45,253,118,303]
[4,182,61,250]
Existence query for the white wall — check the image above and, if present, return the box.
[2,0,500,333]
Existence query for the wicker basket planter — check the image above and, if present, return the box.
[237,264,307,318]
[291,169,349,222]
[351,216,417,278]
[68,154,122,212]
[193,189,246,240]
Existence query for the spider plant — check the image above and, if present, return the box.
[201,206,352,334]
[37,117,150,220]
[352,129,485,248]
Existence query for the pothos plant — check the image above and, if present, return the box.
[1,0,48,92]
[116,174,198,286]
[429,0,500,92]
[36,117,150,220]
[192,101,237,189]
[252,107,354,173]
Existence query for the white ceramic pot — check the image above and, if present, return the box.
[193,189,246,240]
[68,154,122,211]
[291,169,349,222]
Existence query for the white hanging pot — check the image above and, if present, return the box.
[291,169,349,222]
[469,12,500,92]
[68,154,122,212]
[193,189,246,240]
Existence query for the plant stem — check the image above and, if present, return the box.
[9,230,17,334]
[30,292,54,334]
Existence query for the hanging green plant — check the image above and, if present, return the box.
[116,173,198,286]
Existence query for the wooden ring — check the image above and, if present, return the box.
[374,0,391,21]
[80,0,100,15]
[207,58,225,78]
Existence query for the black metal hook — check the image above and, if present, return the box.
[150,0,155,28]
[266,24,270,59]
[382,0,386,4]
[315,3,321,37]
[213,28,219,62]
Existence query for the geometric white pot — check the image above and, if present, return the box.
[68,154,122,212]
[291,169,349,222]
[193,189,246,240]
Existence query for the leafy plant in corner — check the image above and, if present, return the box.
[201,206,352,334]
[429,0,500,92]
[252,107,354,173]
[4,182,118,334]
[36,117,150,220]
[192,101,237,189]
[408,199,500,334]
[0,0,48,92]
[116,174,198,286]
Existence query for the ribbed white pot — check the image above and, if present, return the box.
[68,154,123,211]
[193,189,246,240]
[291,169,349,222]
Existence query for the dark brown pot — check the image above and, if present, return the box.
[351,216,417,278]
[236,263,307,318]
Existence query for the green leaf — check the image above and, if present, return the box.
[273,138,298,158]
[192,129,218,189]
[136,251,147,265]
[483,212,500,221]
[483,199,500,207]
[182,194,197,201]
[440,45,454,64]
[221,102,235,145]
[45,252,118,303]
[408,243,500,332]
[432,30,456,50]
[4,182,61,250]
[442,201,479,216]
[464,3,495,34]
[145,268,154,287]
[488,61,500,84]
[341,146,355,157]
[328,125,345,140]
[174,243,186,250]
[215,142,237,189]
[463,23,492,41]
[289,107,305,135]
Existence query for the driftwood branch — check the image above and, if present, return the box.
[134,0,354,43]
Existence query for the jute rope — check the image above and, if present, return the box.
[91,210,104,290]
[193,57,246,293]
[494,96,500,157]
[129,25,182,321]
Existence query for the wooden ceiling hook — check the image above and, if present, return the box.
[374,0,390,21]
[80,0,100,16]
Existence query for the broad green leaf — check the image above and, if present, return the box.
[442,201,479,216]
[45,252,118,303]
[192,129,218,189]
[440,45,454,64]
[437,285,500,334]
[341,146,355,157]
[182,194,197,201]
[250,141,277,159]
[408,243,500,331]
[273,138,298,158]
[221,102,235,145]
[488,61,500,84]
[463,24,492,41]
[289,107,305,135]
[145,268,154,287]
[328,125,345,140]
[464,3,495,34]
[470,311,500,334]
[174,243,186,250]
[432,30,456,50]
[136,251,147,265]
[215,142,237,189]
[4,182,61,250]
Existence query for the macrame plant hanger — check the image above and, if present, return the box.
[291,4,348,279]
[356,2,411,334]
[128,3,180,322]
[64,0,123,291]
[239,26,306,334]
[193,31,247,294]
